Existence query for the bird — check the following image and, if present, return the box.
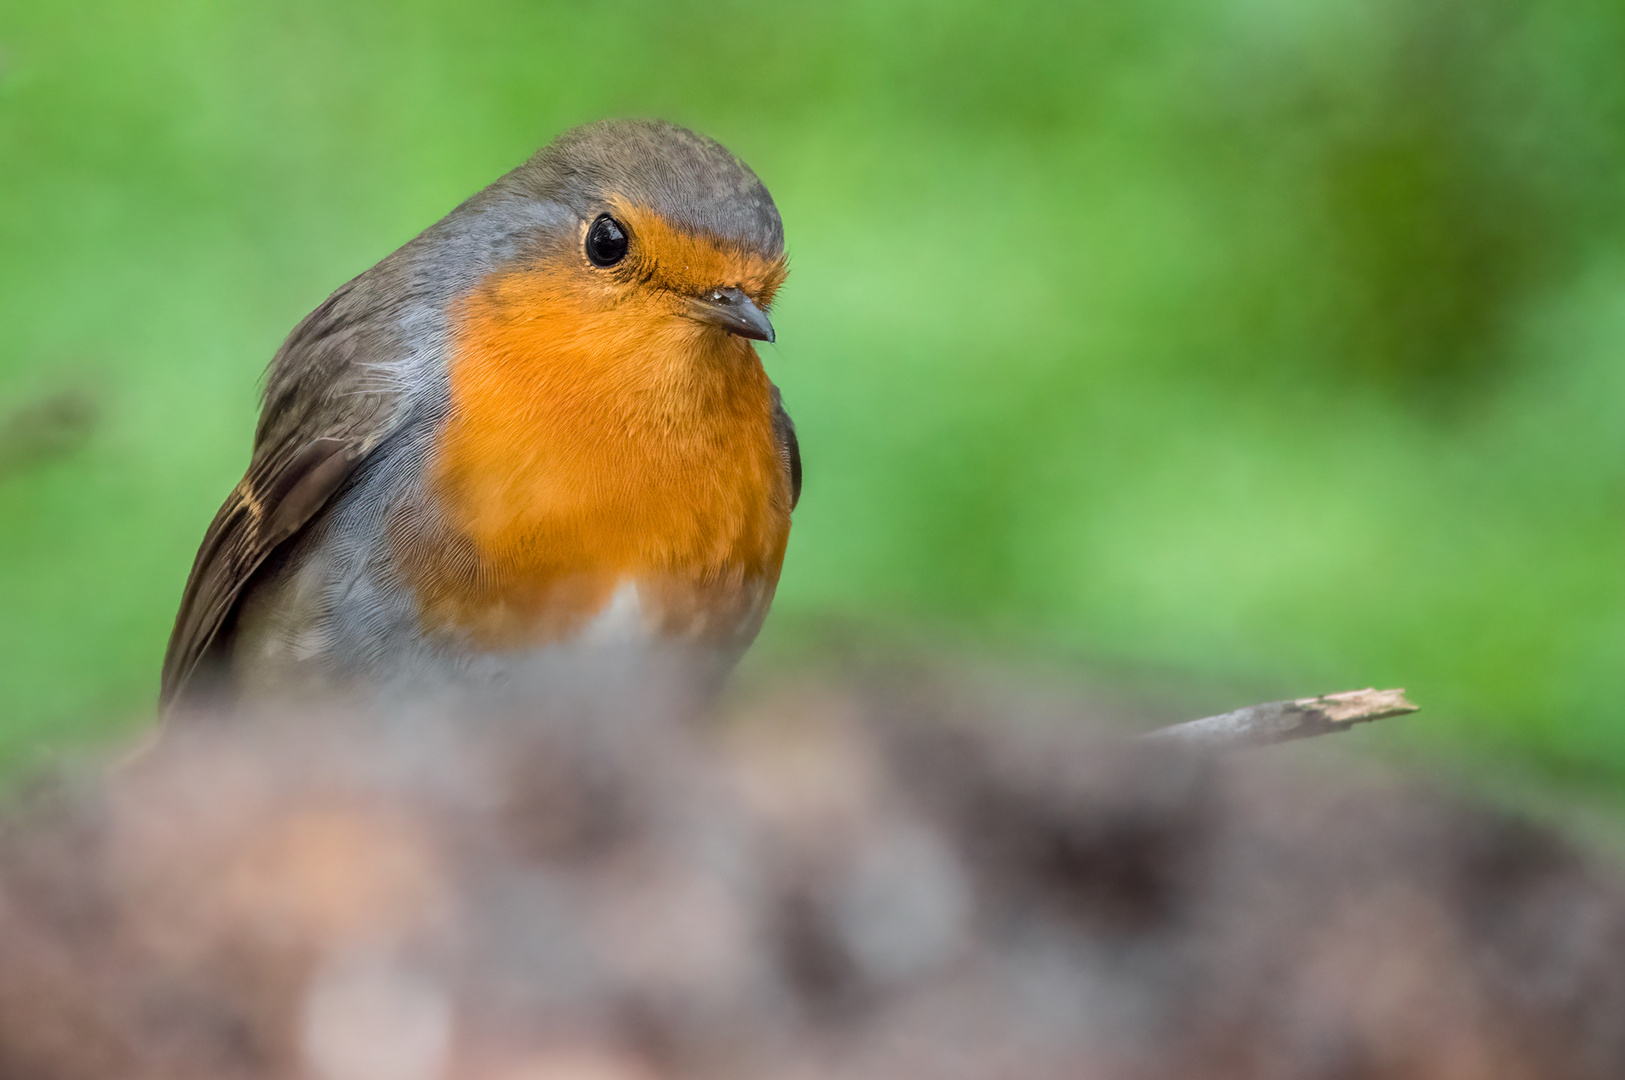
[160,119,800,710]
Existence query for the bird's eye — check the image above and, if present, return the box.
[585,214,629,267]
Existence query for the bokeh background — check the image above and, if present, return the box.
[1,1,1621,794]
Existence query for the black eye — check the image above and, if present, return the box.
[585,214,628,267]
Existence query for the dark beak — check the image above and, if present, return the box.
[691,286,775,343]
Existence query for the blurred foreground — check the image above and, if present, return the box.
[4,665,1624,1080]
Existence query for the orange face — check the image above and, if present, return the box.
[396,206,793,652]
[598,198,787,310]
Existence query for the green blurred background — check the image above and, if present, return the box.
[1,1,1621,789]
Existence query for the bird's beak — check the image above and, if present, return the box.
[690,286,775,343]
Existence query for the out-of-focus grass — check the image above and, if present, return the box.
[0,0,1622,782]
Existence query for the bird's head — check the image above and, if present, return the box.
[452,120,788,378]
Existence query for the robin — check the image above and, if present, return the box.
[160,119,800,709]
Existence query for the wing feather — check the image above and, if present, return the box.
[770,384,801,510]
[159,275,415,707]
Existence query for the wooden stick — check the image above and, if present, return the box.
[1142,688,1418,751]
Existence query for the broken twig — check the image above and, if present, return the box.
[1143,688,1418,751]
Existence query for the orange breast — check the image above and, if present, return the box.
[398,261,792,651]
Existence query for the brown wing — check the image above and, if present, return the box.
[770,384,801,510]
[159,276,413,707]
